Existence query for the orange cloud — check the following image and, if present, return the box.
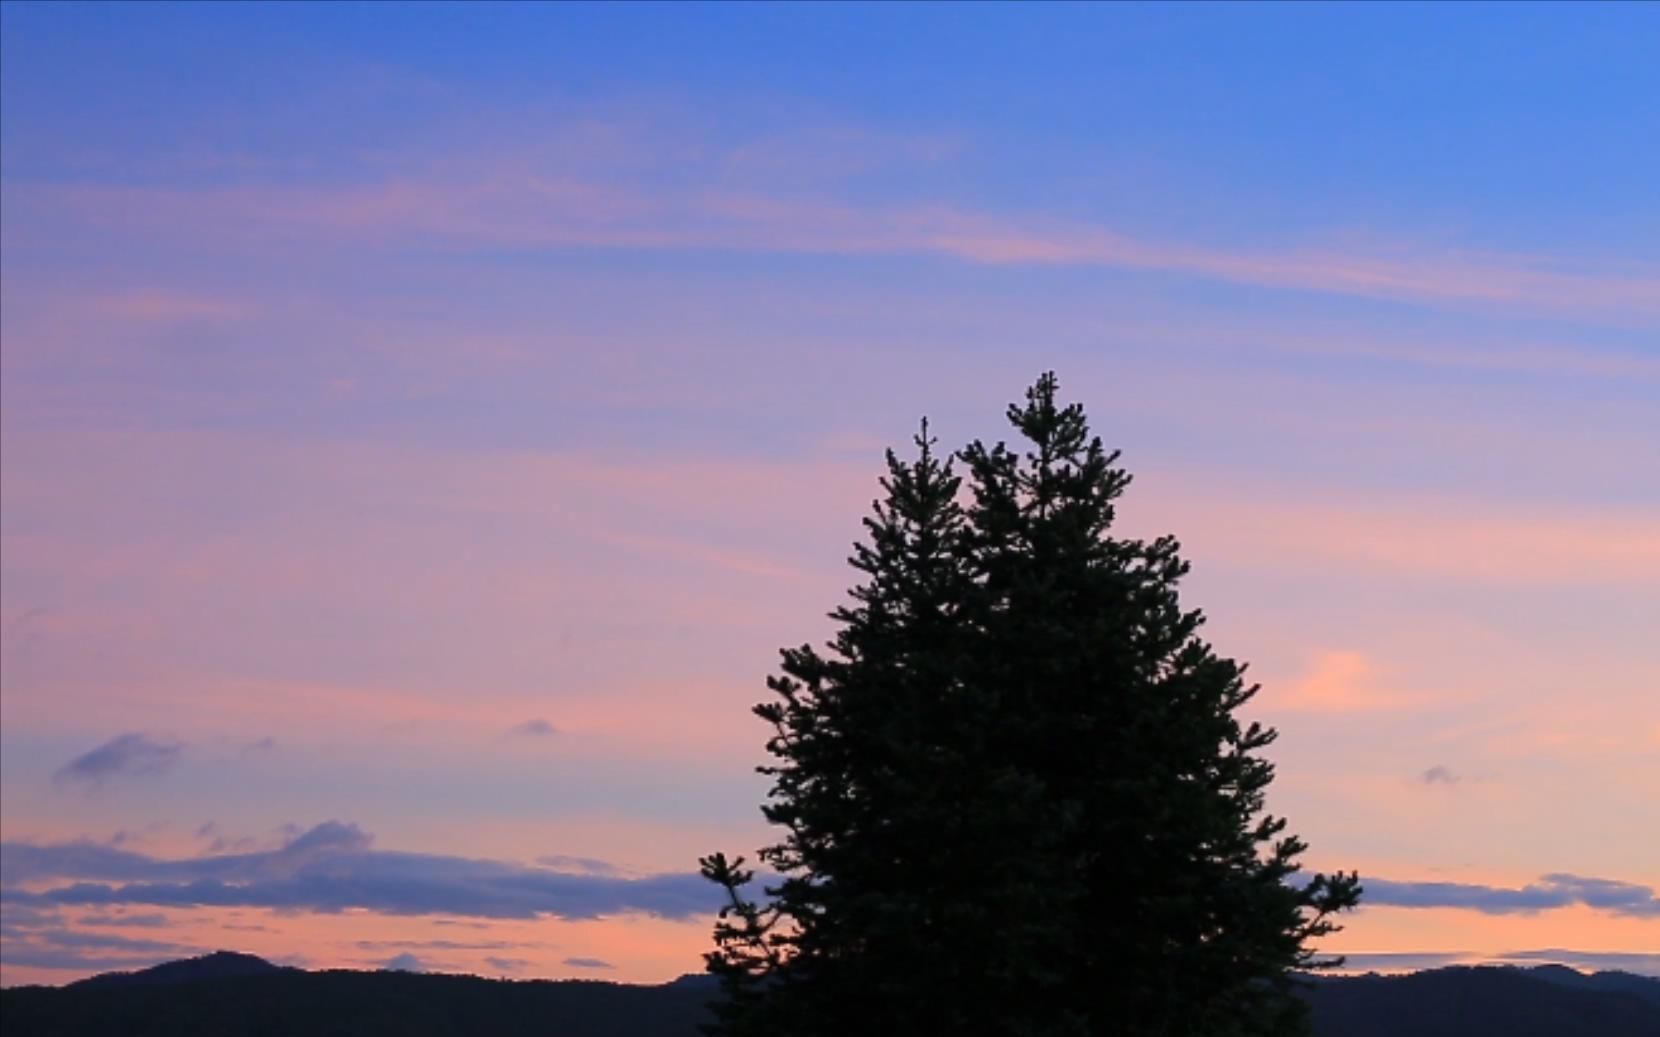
[1266,651,1403,713]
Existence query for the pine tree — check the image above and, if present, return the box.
[702,376,1360,1036]
[702,422,989,1034]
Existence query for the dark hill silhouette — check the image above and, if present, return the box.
[1299,966,1660,1037]
[71,950,293,989]
[1522,962,1660,1007]
[2,955,716,1037]
[3,953,1656,1037]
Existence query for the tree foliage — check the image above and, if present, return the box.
[701,374,1360,1036]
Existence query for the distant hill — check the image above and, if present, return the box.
[1299,965,1660,1037]
[4,953,1657,1036]
[1523,963,1660,1007]
[70,950,293,989]
[2,954,717,1037]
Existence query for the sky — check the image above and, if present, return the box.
[1,2,1657,986]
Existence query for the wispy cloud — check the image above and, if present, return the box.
[19,118,1658,321]
[0,915,195,975]
[1143,487,1660,588]
[355,939,528,952]
[74,913,169,928]
[562,956,615,970]
[195,822,262,855]
[52,734,183,788]
[1360,874,1660,918]
[1,822,718,922]
[535,856,621,877]
[1420,765,1459,786]
[0,946,194,975]
[508,719,558,738]
[1268,652,1405,713]
[22,928,185,956]
[9,823,1653,933]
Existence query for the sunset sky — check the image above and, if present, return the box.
[2,3,1656,986]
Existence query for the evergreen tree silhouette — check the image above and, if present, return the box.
[702,375,1360,1036]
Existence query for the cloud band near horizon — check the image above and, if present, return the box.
[1,823,716,922]
[4,824,1656,923]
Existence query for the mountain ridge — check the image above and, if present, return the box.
[68,950,296,990]
[4,952,1658,1036]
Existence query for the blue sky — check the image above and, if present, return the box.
[2,1,1657,983]
[8,4,1657,242]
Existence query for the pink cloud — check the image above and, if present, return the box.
[1125,479,1660,587]
[1263,651,1408,713]
[17,156,1657,318]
